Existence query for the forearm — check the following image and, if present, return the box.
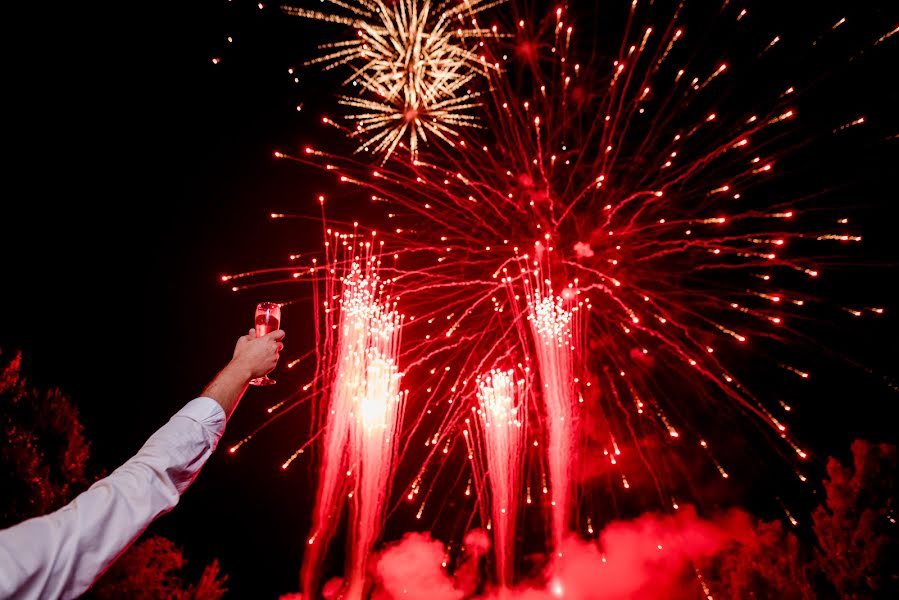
[201,359,253,419]
[0,464,181,599]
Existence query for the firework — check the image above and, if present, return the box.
[224,0,897,594]
[520,247,583,563]
[468,368,526,591]
[283,0,505,161]
[283,0,893,542]
[301,238,405,599]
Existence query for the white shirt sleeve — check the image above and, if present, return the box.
[0,396,226,600]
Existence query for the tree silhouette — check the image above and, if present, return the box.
[700,518,815,600]
[88,535,227,600]
[813,439,898,599]
[0,351,90,527]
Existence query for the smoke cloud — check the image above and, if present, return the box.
[371,532,464,600]
[370,506,751,599]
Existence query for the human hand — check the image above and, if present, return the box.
[232,328,286,380]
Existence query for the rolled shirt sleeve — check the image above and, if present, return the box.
[0,396,226,600]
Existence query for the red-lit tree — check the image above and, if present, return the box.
[0,351,90,526]
[699,519,815,600]
[89,535,227,600]
[813,439,898,599]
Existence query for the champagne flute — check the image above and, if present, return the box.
[249,302,281,386]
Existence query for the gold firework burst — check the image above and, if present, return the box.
[283,0,505,161]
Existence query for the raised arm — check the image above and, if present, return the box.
[0,329,284,599]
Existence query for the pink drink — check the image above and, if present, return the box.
[249,302,281,386]
[255,312,280,336]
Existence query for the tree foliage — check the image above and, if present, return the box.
[700,518,815,600]
[88,535,228,600]
[813,440,898,599]
[0,351,90,527]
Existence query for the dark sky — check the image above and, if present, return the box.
[3,1,328,595]
[2,1,898,598]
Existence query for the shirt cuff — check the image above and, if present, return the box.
[177,396,227,437]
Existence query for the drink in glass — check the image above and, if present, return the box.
[249,302,281,386]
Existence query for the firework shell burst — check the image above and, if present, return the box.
[282,0,507,161]
[229,0,896,589]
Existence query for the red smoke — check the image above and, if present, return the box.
[369,506,751,599]
[370,533,463,600]
[525,506,752,600]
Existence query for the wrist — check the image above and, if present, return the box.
[202,359,254,420]
[224,359,255,384]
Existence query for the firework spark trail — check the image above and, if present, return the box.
[301,240,405,599]
[346,346,405,598]
[283,0,505,161]
[470,368,526,592]
[511,243,585,570]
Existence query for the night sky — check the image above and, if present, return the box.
[2,1,898,598]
